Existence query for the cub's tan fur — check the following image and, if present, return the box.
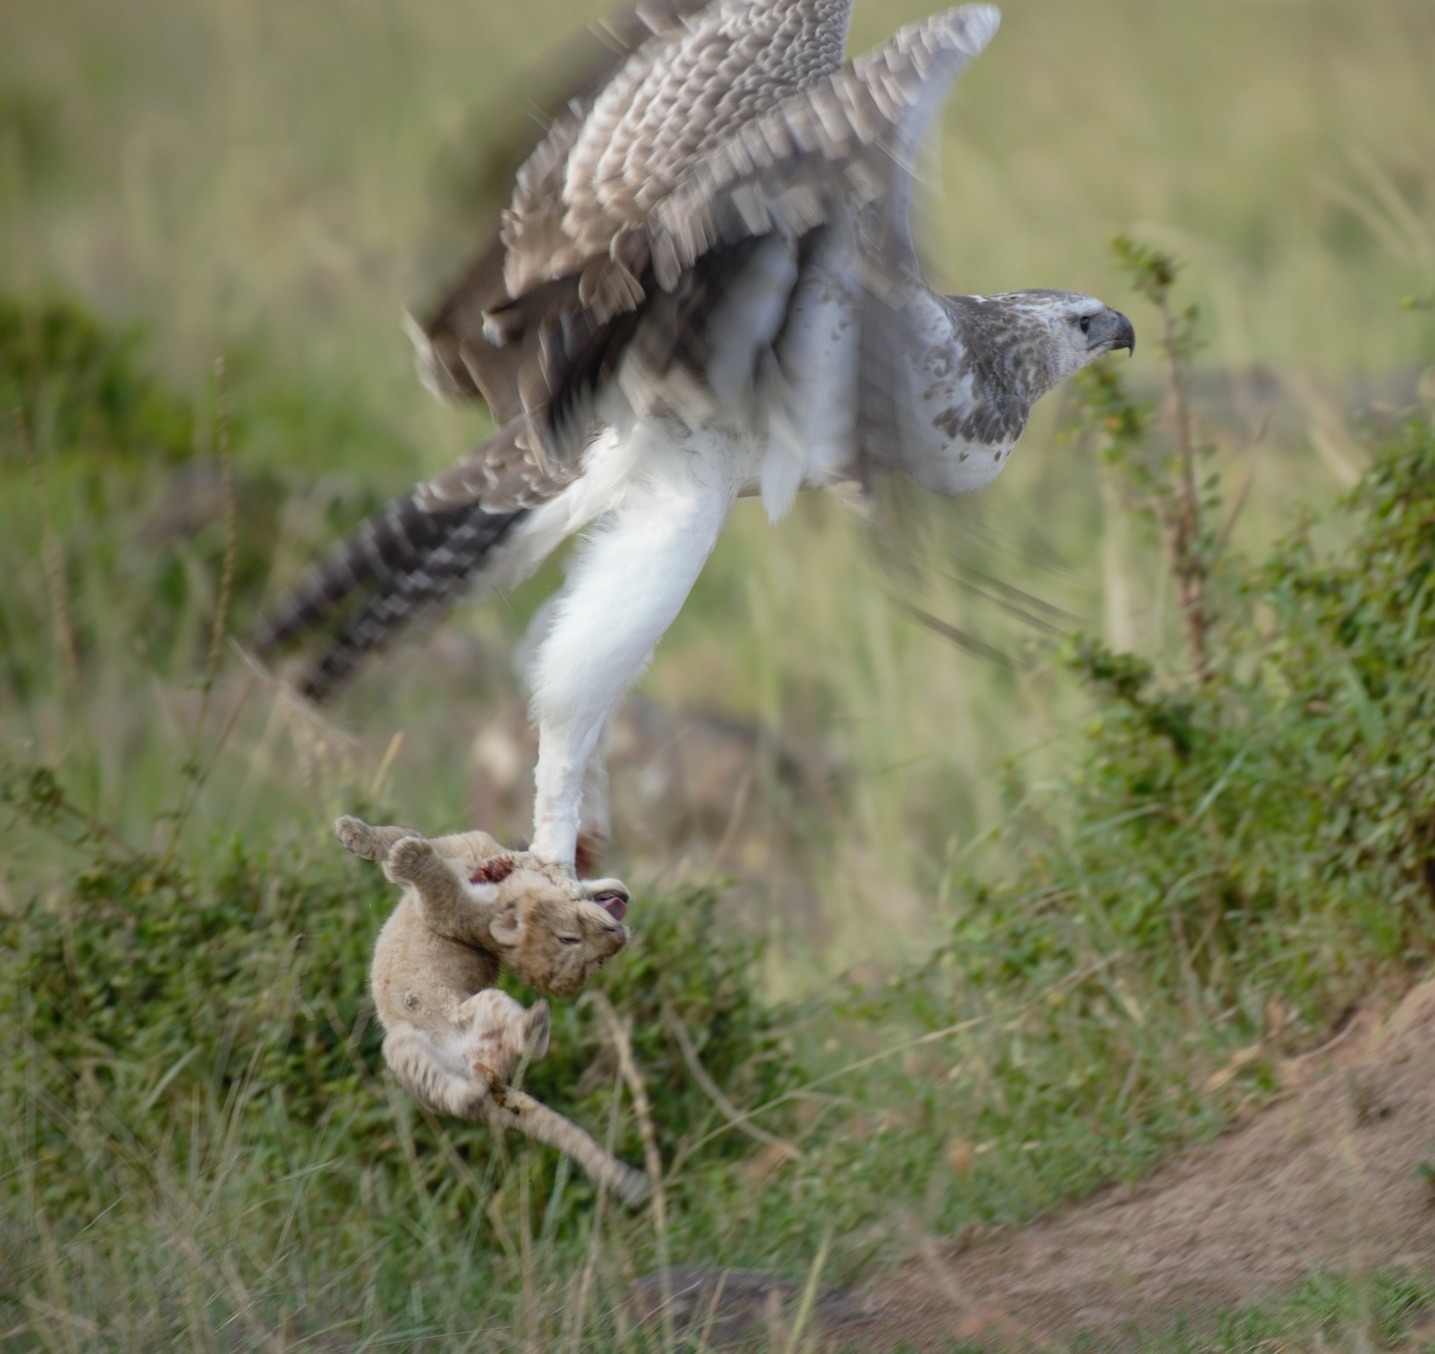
[338,815,649,1207]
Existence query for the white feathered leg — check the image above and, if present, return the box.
[519,599,612,872]
[576,722,613,875]
[527,426,746,868]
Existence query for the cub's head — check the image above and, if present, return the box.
[471,855,630,998]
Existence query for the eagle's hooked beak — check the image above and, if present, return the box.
[1101,309,1136,357]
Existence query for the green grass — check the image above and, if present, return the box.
[3,1,1435,1348]
[1133,1271,1435,1354]
[4,281,1434,1348]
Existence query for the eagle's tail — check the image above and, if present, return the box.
[254,493,527,702]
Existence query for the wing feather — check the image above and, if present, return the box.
[648,6,1000,292]
[418,0,852,420]
[413,0,721,416]
[411,3,998,516]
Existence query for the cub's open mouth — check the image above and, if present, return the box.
[592,889,628,922]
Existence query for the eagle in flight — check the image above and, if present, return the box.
[257,0,1134,875]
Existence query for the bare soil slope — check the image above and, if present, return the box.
[635,978,1435,1350]
[859,977,1435,1349]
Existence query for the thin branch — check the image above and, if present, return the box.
[1158,298,1210,679]
[662,1000,802,1159]
[587,992,673,1351]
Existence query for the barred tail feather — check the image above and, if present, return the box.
[255,493,526,702]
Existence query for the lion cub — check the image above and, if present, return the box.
[337,816,648,1207]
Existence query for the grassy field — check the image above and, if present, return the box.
[3,0,1435,1348]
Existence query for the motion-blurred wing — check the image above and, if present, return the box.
[414,4,1000,516]
[413,0,719,417]
[647,6,998,291]
[414,0,854,420]
[409,0,858,513]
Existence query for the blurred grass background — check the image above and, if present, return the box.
[4,2,1435,1349]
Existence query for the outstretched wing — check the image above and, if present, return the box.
[414,0,854,417]
[411,0,859,512]
[413,4,1000,515]
[647,6,1000,291]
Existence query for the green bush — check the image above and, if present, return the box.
[956,390,1435,1027]
[855,253,1435,1227]
[2,761,801,1232]
[946,248,1434,1026]
[0,294,195,467]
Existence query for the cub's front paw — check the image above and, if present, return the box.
[384,834,438,886]
[334,815,380,860]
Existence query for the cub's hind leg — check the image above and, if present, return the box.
[461,990,550,1086]
[380,1025,492,1120]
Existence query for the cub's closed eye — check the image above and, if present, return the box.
[560,935,581,946]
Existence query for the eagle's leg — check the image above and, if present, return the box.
[526,432,740,870]
[575,722,612,875]
[519,606,613,873]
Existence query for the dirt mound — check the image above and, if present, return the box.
[633,978,1435,1350]
[860,977,1435,1349]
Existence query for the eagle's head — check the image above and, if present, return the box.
[910,289,1137,492]
[987,289,1135,392]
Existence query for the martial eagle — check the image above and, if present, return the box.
[257,0,1134,874]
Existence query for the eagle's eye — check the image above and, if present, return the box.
[1078,315,1092,334]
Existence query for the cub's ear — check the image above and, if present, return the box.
[489,901,524,948]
